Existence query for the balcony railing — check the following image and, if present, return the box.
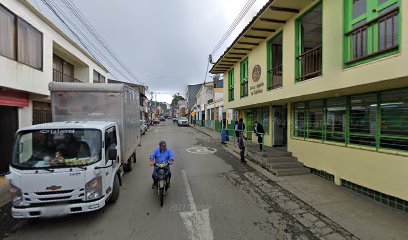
[345,7,399,64]
[53,69,82,83]
[296,45,322,82]
[268,64,282,89]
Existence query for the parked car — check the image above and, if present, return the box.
[153,118,160,125]
[140,120,147,135]
[172,117,178,123]
[159,116,165,121]
[178,117,189,127]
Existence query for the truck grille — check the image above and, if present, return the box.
[35,190,74,195]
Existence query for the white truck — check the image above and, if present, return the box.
[7,82,140,218]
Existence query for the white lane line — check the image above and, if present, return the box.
[181,170,197,212]
[180,170,214,240]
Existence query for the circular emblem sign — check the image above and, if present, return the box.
[252,65,261,82]
[186,146,217,154]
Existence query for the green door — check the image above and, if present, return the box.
[245,111,254,141]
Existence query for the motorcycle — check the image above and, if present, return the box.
[154,163,170,207]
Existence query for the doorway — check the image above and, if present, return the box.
[0,106,18,174]
[272,105,288,147]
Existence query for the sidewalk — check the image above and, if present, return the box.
[192,125,408,240]
[0,176,10,208]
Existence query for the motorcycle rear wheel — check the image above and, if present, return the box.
[160,188,164,207]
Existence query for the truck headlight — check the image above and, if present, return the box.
[10,184,23,206]
[85,176,102,201]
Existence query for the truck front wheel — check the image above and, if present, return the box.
[109,174,120,203]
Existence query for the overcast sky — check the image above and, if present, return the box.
[33,0,267,103]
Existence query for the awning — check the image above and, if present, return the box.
[210,0,314,74]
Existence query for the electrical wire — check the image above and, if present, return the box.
[39,0,141,84]
[210,0,257,56]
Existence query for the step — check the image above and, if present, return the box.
[267,161,304,169]
[260,151,292,158]
[263,156,298,164]
[272,168,310,177]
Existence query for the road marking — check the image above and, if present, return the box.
[155,125,160,134]
[180,170,214,240]
[186,147,217,154]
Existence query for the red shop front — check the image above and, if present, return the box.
[0,90,29,174]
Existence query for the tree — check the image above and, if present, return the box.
[171,94,185,106]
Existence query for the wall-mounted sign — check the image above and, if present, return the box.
[0,90,29,107]
[252,65,261,82]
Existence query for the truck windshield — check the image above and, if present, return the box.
[12,129,102,169]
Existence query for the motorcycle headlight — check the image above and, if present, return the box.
[10,184,23,206]
[85,176,102,201]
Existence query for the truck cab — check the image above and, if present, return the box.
[8,121,122,218]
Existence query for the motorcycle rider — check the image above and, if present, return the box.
[150,140,174,189]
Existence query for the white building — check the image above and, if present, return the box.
[0,0,109,173]
[193,81,224,129]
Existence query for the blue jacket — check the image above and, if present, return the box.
[150,148,174,164]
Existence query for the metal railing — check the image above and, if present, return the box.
[53,69,82,83]
[345,7,399,64]
[296,45,322,82]
[268,64,282,89]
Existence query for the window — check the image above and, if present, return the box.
[379,89,408,151]
[228,69,234,101]
[105,127,117,162]
[253,107,270,134]
[307,100,324,140]
[240,58,248,97]
[292,88,408,152]
[344,0,400,65]
[0,4,16,59]
[326,97,347,142]
[0,4,43,70]
[295,2,322,82]
[349,94,377,147]
[293,102,306,138]
[53,54,76,82]
[93,70,105,83]
[267,33,283,90]
[17,18,42,69]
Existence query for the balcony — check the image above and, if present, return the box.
[345,7,399,64]
[53,69,82,83]
[296,45,322,82]
[268,64,282,89]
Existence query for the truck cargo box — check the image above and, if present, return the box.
[48,82,140,164]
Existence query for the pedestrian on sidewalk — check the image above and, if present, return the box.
[254,120,265,151]
[238,132,247,163]
[234,121,239,139]
[235,118,245,141]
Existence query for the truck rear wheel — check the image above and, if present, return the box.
[124,153,135,172]
[109,174,120,203]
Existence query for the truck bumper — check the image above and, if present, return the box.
[11,197,106,219]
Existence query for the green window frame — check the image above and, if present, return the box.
[343,0,401,66]
[292,88,408,153]
[240,58,249,98]
[267,32,283,90]
[228,69,234,101]
[294,1,323,82]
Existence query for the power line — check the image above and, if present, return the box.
[62,0,141,84]
[210,0,257,56]
[39,0,142,84]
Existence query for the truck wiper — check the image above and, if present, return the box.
[70,166,87,171]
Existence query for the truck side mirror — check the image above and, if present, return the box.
[108,149,118,161]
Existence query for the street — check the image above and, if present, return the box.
[3,120,357,240]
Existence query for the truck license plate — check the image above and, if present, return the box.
[43,205,68,217]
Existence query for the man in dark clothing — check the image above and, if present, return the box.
[238,132,246,163]
[235,118,246,140]
[254,121,265,151]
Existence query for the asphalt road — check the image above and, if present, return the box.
[3,120,358,240]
